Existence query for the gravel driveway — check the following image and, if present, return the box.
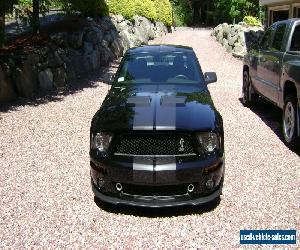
[0,29,299,248]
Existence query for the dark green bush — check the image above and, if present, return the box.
[170,0,192,26]
[68,0,109,17]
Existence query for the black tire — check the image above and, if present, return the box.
[282,95,299,149]
[242,70,259,107]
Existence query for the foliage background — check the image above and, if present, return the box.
[107,0,172,26]
[170,0,193,26]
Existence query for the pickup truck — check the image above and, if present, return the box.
[243,19,300,149]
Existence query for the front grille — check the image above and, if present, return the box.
[122,183,189,196]
[114,133,195,156]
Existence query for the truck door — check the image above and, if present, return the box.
[257,23,287,104]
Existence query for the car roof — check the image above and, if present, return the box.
[126,45,194,55]
[272,18,300,26]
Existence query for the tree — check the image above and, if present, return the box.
[214,0,259,23]
[0,0,18,47]
[32,0,40,33]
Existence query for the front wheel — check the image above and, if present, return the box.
[283,95,299,149]
[242,70,259,106]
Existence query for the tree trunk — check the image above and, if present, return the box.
[32,0,40,33]
[0,7,5,47]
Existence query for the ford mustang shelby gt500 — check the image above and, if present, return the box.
[90,45,225,207]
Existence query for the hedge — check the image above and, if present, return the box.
[106,0,135,20]
[243,16,262,27]
[106,0,172,26]
[153,0,172,26]
[67,0,109,17]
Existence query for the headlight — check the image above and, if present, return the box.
[196,132,220,153]
[91,132,112,152]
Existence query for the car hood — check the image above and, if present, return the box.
[92,84,221,132]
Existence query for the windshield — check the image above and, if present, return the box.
[116,51,204,86]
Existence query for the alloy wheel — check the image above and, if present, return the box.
[283,101,295,141]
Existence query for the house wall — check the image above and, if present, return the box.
[260,0,300,26]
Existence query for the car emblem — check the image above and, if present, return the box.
[179,138,185,152]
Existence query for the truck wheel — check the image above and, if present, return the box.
[242,70,258,107]
[283,95,299,149]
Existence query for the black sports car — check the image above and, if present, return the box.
[90,45,225,207]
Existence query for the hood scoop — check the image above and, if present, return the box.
[161,96,187,107]
[127,96,151,107]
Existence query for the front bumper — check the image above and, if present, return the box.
[90,154,224,208]
[92,181,223,208]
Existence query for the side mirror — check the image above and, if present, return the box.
[108,74,114,85]
[102,72,115,85]
[204,72,217,84]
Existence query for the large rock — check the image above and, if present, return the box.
[84,26,104,45]
[68,31,84,49]
[15,56,39,97]
[154,21,168,38]
[38,69,54,91]
[228,34,238,46]
[114,21,129,32]
[100,46,115,66]
[83,42,94,55]
[52,67,67,88]
[119,29,136,48]
[50,32,68,47]
[0,66,16,102]
[212,22,264,58]
[47,51,64,68]
[111,39,124,57]
[114,14,125,24]
[133,27,148,45]
[88,50,101,71]
[133,16,154,41]
[99,16,115,32]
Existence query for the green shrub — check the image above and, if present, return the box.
[243,15,262,26]
[106,0,172,26]
[171,0,192,26]
[154,0,172,26]
[134,0,157,21]
[68,0,109,17]
[106,0,134,20]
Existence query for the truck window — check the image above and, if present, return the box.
[290,25,300,51]
[260,26,274,50]
[271,23,287,51]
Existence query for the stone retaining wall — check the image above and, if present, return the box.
[211,23,264,58]
[0,15,169,102]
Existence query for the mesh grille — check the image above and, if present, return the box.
[122,183,189,196]
[114,134,195,156]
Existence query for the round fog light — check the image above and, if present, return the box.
[206,179,214,189]
[116,183,123,192]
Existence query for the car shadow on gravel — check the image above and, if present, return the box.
[94,197,221,217]
[0,62,119,114]
[239,97,300,156]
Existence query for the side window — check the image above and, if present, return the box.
[290,25,300,51]
[271,23,287,51]
[260,26,274,50]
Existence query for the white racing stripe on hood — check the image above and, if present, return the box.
[156,84,186,130]
[133,157,154,183]
[155,157,177,171]
[132,86,156,130]
[132,157,154,171]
